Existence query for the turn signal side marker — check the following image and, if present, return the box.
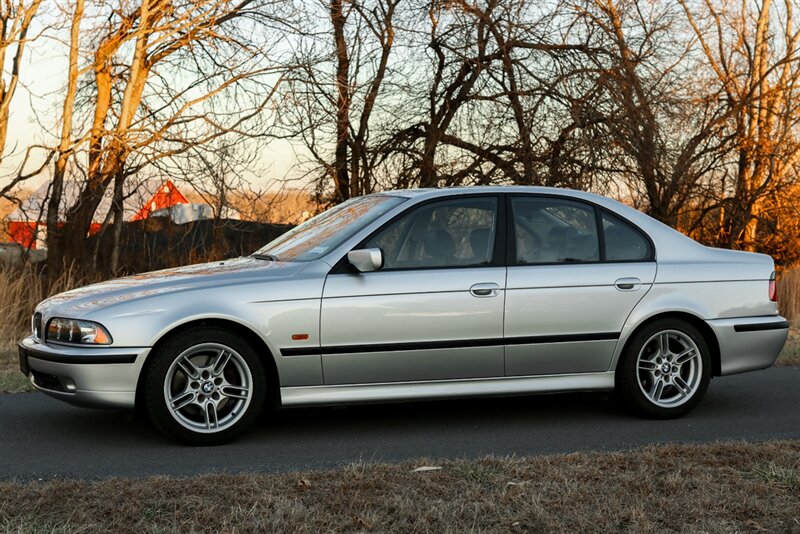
[291,334,309,341]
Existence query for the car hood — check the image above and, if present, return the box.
[36,257,308,319]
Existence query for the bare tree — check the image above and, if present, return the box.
[679,0,800,251]
[0,0,45,199]
[282,0,403,204]
[45,0,84,276]
[563,0,732,227]
[0,0,42,166]
[379,0,601,189]
[330,0,351,201]
[43,0,293,272]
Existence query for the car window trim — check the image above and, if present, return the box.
[506,193,655,266]
[330,193,507,274]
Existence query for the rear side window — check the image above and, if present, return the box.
[511,197,599,264]
[602,211,652,261]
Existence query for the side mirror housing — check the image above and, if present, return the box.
[347,248,383,273]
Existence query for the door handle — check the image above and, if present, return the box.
[470,282,501,297]
[614,277,641,291]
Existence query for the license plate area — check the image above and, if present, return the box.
[18,346,30,376]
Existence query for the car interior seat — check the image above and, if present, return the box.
[541,226,578,261]
[565,234,598,261]
[422,230,456,266]
[469,228,492,262]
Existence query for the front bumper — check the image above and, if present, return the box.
[706,316,789,375]
[18,336,150,409]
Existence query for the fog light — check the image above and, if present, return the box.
[62,377,77,392]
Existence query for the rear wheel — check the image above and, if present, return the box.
[143,327,267,445]
[615,319,711,418]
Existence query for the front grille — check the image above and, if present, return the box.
[32,312,42,341]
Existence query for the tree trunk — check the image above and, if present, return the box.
[331,0,351,202]
[61,164,117,267]
[419,126,442,187]
[46,0,84,279]
[109,170,125,275]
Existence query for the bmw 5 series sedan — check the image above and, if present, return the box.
[18,187,789,444]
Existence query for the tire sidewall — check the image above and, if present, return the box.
[144,327,267,445]
[616,318,711,419]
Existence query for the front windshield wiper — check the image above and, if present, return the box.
[251,253,279,261]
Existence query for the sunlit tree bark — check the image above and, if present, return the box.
[47,0,290,271]
[46,0,84,276]
[0,0,44,199]
[679,0,800,251]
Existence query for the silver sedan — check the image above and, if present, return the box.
[18,187,789,444]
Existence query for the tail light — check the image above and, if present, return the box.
[769,272,777,302]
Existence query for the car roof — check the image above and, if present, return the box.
[380,185,635,210]
[387,185,575,197]
[384,185,614,203]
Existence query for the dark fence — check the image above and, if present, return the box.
[87,218,293,274]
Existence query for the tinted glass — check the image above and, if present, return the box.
[254,194,406,261]
[366,197,498,269]
[602,211,652,261]
[512,197,599,264]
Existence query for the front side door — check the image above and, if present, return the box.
[320,195,506,385]
[504,195,657,376]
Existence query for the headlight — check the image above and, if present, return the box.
[46,318,113,345]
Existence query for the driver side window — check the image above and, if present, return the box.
[366,197,498,269]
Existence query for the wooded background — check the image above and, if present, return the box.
[2,0,800,276]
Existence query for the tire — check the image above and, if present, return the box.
[143,327,267,445]
[615,318,711,419]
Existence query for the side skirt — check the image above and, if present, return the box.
[280,371,615,407]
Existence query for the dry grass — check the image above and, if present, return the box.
[780,328,800,366]
[779,267,800,365]
[0,441,798,532]
[0,264,86,355]
[780,267,800,324]
[0,265,88,393]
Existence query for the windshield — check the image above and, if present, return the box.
[252,194,407,262]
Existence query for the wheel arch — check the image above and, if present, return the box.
[615,311,721,377]
[135,318,281,411]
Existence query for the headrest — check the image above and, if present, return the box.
[469,228,491,257]
[422,230,456,257]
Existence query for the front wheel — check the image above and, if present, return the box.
[143,327,267,445]
[615,319,711,419]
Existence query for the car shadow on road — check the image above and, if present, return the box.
[2,379,774,480]
[14,381,748,451]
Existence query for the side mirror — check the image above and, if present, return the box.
[347,248,383,273]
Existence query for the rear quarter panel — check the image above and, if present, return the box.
[611,249,780,372]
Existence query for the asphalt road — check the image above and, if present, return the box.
[1,366,798,481]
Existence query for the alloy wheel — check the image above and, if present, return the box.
[636,329,703,408]
[163,343,253,433]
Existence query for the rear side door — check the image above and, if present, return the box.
[320,195,507,385]
[504,195,656,376]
